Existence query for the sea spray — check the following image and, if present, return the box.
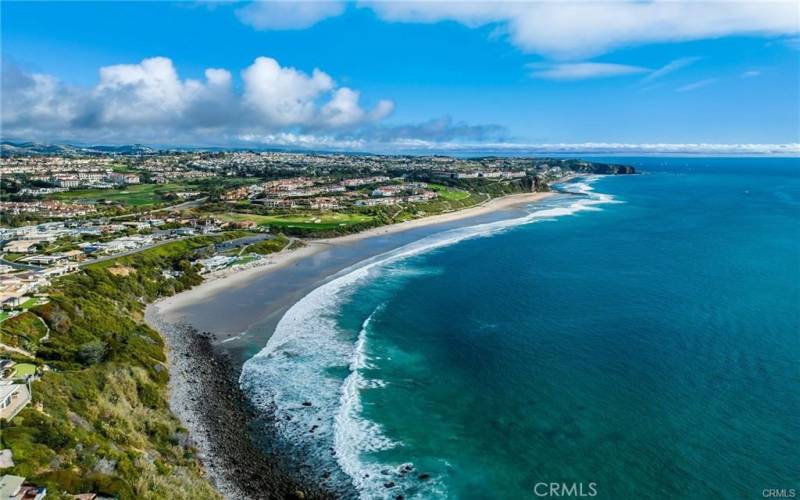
[239,178,618,496]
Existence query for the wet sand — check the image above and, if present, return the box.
[149,191,552,366]
[143,190,555,499]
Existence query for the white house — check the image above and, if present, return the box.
[0,383,30,422]
[3,240,42,254]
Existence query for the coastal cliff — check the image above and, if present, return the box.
[0,158,635,499]
[565,161,636,175]
[0,232,330,499]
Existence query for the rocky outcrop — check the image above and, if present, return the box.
[564,161,636,175]
[146,310,345,500]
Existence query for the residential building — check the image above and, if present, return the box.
[258,198,293,209]
[0,475,46,500]
[107,172,140,184]
[0,382,31,421]
[308,197,340,210]
[355,197,400,206]
[371,186,402,197]
[0,361,16,380]
[3,240,42,254]
[222,186,250,201]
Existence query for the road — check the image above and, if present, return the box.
[77,236,192,267]
[104,196,209,221]
[0,257,44,271]
[159,197,208,212]
[78,231,271,267]
[3,197,211,271]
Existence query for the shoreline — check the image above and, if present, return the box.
[145,189,553,499]
[143,310,344,499]
[153,190,553,316]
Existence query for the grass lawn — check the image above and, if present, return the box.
[48,177,261,207]
[429,183,471,201]
[0,311,49,350]
[110,163,136,173]
[0,311,9,322]
[48,183,196,207]
[14,363,36,377]
[215,212,374,230]
[244,236,291,255]
[235,255,257,266]
[20,297,47,310]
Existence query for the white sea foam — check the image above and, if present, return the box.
[239,177,617,497]
[333,307,406,496]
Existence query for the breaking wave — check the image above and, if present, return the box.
[239,177,617,497]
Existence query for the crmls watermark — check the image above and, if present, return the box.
[534,482,598,497]
[762,488,796,498]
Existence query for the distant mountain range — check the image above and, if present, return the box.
[1,141,159,156]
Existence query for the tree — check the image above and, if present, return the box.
[78,339,107,365]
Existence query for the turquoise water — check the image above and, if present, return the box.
[242,158,800,499]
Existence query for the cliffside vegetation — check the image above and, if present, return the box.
[0,231,255,499]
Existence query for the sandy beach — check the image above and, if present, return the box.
[144,189,553,499]
[152,191,552,319]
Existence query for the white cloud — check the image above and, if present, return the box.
[361,1,800,59]
[231,135,800,155]
[228,2,800,58]
[236,1,345,30]
[93,57,231,125]
[528,62,648,80]
[676,78,718,92]
[1,56,395,142]
[238,131,368,150]
[741,70,762,78]
[370,99,396,121]
[366,140,800,156]
[319,87,394,127]
[642,57,701,82]
[2,69,83,126]
[528,56,704,82]
[242,56,335,126]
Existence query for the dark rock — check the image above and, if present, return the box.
[384,482,396,488]
[418,473,431,481]
[156,321,342,499]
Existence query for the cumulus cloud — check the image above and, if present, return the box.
[1,57,503,148]
[236,1,345,30]
[90,57,233,126]
[1,64,86,127]
[528,62,648,80]
[242,56,334,126]
[319,88,395,127]
[1,56,395,143]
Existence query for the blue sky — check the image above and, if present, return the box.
[2,1,799,153]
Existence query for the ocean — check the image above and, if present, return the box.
[240,157,800,499]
